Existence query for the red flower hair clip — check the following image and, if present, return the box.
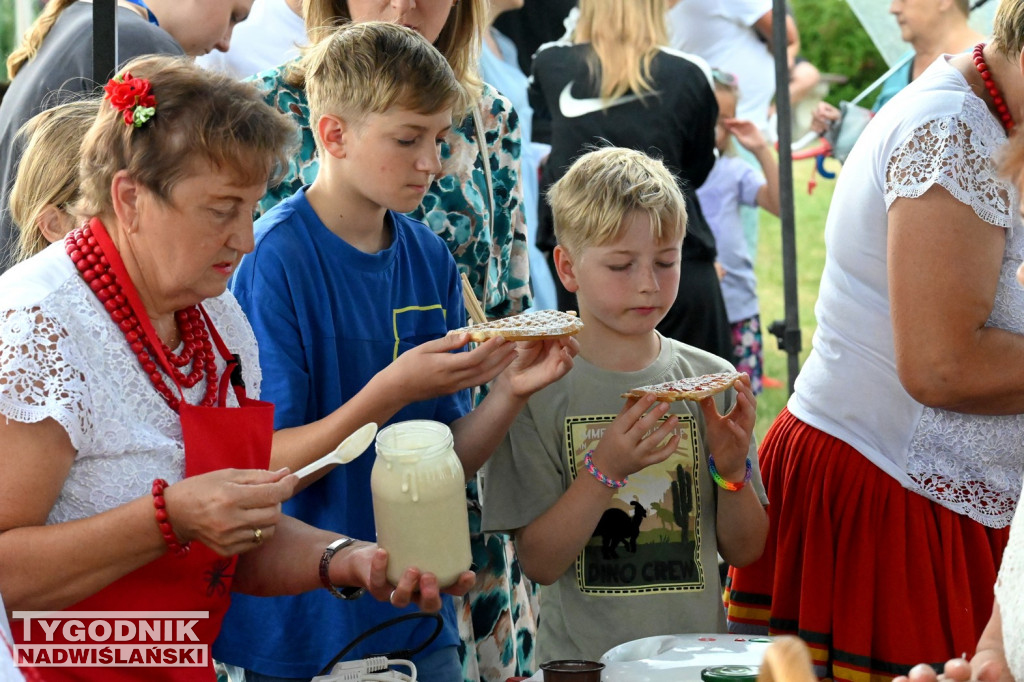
[103,71,157,128]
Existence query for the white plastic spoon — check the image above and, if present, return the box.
[294,422,378,480]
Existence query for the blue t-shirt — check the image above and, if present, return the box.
[697,155,764,323]
[213,187,470,677]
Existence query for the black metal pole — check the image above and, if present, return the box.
[769,0,802,394]
[92,0,118,87]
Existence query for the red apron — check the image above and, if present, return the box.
[13,220,273,681]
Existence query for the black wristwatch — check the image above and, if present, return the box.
[319,537,366,600]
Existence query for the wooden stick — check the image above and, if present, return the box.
[460,272,487,325]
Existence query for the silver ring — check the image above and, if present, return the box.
[252,527,264,545]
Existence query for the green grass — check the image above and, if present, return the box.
[752,157,836,444]
[0,0,15,76]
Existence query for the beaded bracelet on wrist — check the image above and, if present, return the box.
[151,478,190,558]
[708,456,752,492]
[583,450,628,489]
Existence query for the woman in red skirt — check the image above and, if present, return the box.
[727,2,1024,679]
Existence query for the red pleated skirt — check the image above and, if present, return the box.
[726,408,1010,682]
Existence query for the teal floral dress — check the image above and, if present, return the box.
[248,64,537,682]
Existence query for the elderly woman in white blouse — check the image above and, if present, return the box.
[0,55,481,682]
[892,132,1024,682]
[725,0,1024,677]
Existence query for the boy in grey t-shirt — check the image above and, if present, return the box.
[480,147,769,663]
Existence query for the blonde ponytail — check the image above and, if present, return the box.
[7,0,78,80]
[574,0,669,102]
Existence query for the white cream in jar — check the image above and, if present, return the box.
[371,420,471,588]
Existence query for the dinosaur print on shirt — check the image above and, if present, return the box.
[566,414,705,595]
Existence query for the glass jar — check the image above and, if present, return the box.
[700,665,760,682]
[371,420,471,588]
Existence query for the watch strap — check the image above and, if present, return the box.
[319,537,366,600]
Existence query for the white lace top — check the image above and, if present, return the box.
[0,242,262,525]
[996,491,1024,679]
[789,56,1024,528]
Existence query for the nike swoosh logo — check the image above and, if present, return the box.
[558,82,642,118]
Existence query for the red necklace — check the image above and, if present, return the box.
[972,43,1015,133]
[65,224,218,412]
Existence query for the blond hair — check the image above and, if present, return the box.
[6,0,77,80]
[295,0,483,113]
[303,22,461,153]
[992,0,1024,60]
[77,55,297,220]
[573,0,669,102]
[10,98,100,262]
[548,147,687,257]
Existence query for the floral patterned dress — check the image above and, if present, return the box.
[247,63,537,682]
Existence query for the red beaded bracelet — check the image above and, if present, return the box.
[151,478,190,558]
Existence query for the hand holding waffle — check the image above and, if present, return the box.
[698,373,756,483]
[377,332,518,404]
[589,393,681,484]
[492,335,580,401]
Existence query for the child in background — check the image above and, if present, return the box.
[480,147,768,663]
[9,98,98,263]
[215,22,576,681]
[700,69,780,395]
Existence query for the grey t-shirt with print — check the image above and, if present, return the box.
[480,334,767,663]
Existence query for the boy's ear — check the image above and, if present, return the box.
[317,114,349,160]
[553,244,580,293]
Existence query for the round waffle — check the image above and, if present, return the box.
[620,371,743,402]
[450,310,583,342]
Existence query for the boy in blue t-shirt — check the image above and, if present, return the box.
[214,22,577,682]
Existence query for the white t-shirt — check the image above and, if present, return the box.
[666,0,774,131]
[0,242,263,523]
[789,56,1024,529]
[196,0,306,80]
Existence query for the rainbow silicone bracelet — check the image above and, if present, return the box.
[708,456,752,491]
[583,450,628,489]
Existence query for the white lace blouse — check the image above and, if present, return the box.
[0,242,262,525]
[996,492,1024,678]
[789,56,1024,528]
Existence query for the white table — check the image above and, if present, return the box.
[526,634,773,682]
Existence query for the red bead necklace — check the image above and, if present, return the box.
[64,224,218,412]
[972,43,1015,133]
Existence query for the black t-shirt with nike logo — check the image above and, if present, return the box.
[530,41,733,362]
